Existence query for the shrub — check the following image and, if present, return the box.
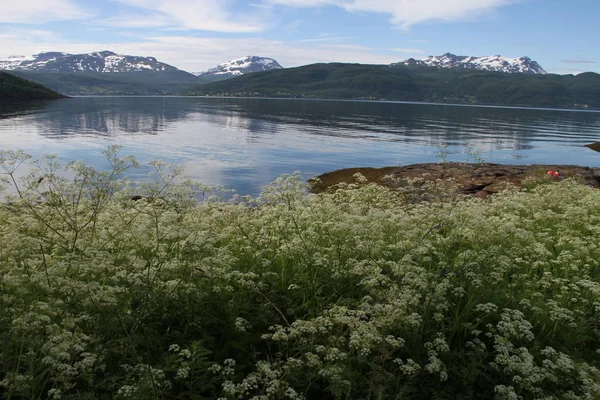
[0,148,599,399]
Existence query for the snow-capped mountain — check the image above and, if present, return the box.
[0,51,180,73]
[194,56,283,78]
[394,53,546,74]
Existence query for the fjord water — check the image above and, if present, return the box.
[1,97,600,195]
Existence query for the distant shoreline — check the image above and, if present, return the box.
[185,95,600,113]
[37,95,600,113]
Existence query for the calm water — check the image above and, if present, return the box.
[1,97,600,195]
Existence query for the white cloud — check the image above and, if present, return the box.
[109,0,269,32]
[390,48,425,53]
[95,14,176,29]
[316,44,374,51]
[265,0,339,6]
[547,68,588,76]
[144,36,402,70]
[264,0,517,30]
[559,59,596,64]
[297,34,350,43]
[1,0,89,23]
[248,2,275,8]
[0,28,66,55]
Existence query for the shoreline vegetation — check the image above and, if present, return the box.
[1,148,600,399]
[0,71,66,102]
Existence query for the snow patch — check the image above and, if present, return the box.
[394,53,547,74]
[196,56,283,78]
[0,51,180,73]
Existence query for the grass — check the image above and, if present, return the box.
[0,148,599,399]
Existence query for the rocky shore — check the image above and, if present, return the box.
[309,162,600,198]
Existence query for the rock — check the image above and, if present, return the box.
[585,142,600,152]
[309,163,600,197]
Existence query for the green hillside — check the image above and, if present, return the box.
[187,63,600,109]
[10,70,199,96]
[0,71,66,101]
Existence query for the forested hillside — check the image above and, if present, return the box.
[10,70,198,96]
[188,63,600,109]
[0,71,65,101]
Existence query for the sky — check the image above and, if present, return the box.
[0,0,598,74]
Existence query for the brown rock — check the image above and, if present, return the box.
[585,142,600,152]
[309,162,600,197]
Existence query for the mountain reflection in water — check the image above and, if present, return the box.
[1,97,599,195]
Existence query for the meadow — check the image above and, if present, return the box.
[0,147,599,399]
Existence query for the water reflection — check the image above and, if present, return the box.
[0,101,50,119]
[34,97,190,136]
[1,97,600,195]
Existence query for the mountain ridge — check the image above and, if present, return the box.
[0,51,183,73]
[194,56,284,81]
[1,51,550,77]
[394,53,546,74]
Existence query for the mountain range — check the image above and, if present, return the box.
[2,50,599,110]
[395,53,546,74]
[0,51,181,73]
[0,52,284,79]
[1,51,551,77]
[0,52,285,92]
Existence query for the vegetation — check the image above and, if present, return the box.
[1,148,600,399]
[9,71,200,96]
[187,63,600,110]
[0,72,65,101]
[10,64,600,108]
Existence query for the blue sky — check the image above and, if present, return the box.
[1,0,598,74]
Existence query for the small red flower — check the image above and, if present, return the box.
[554,171,560,177]
[547,170,554,176]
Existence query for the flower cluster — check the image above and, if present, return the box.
[0,149,599,399]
